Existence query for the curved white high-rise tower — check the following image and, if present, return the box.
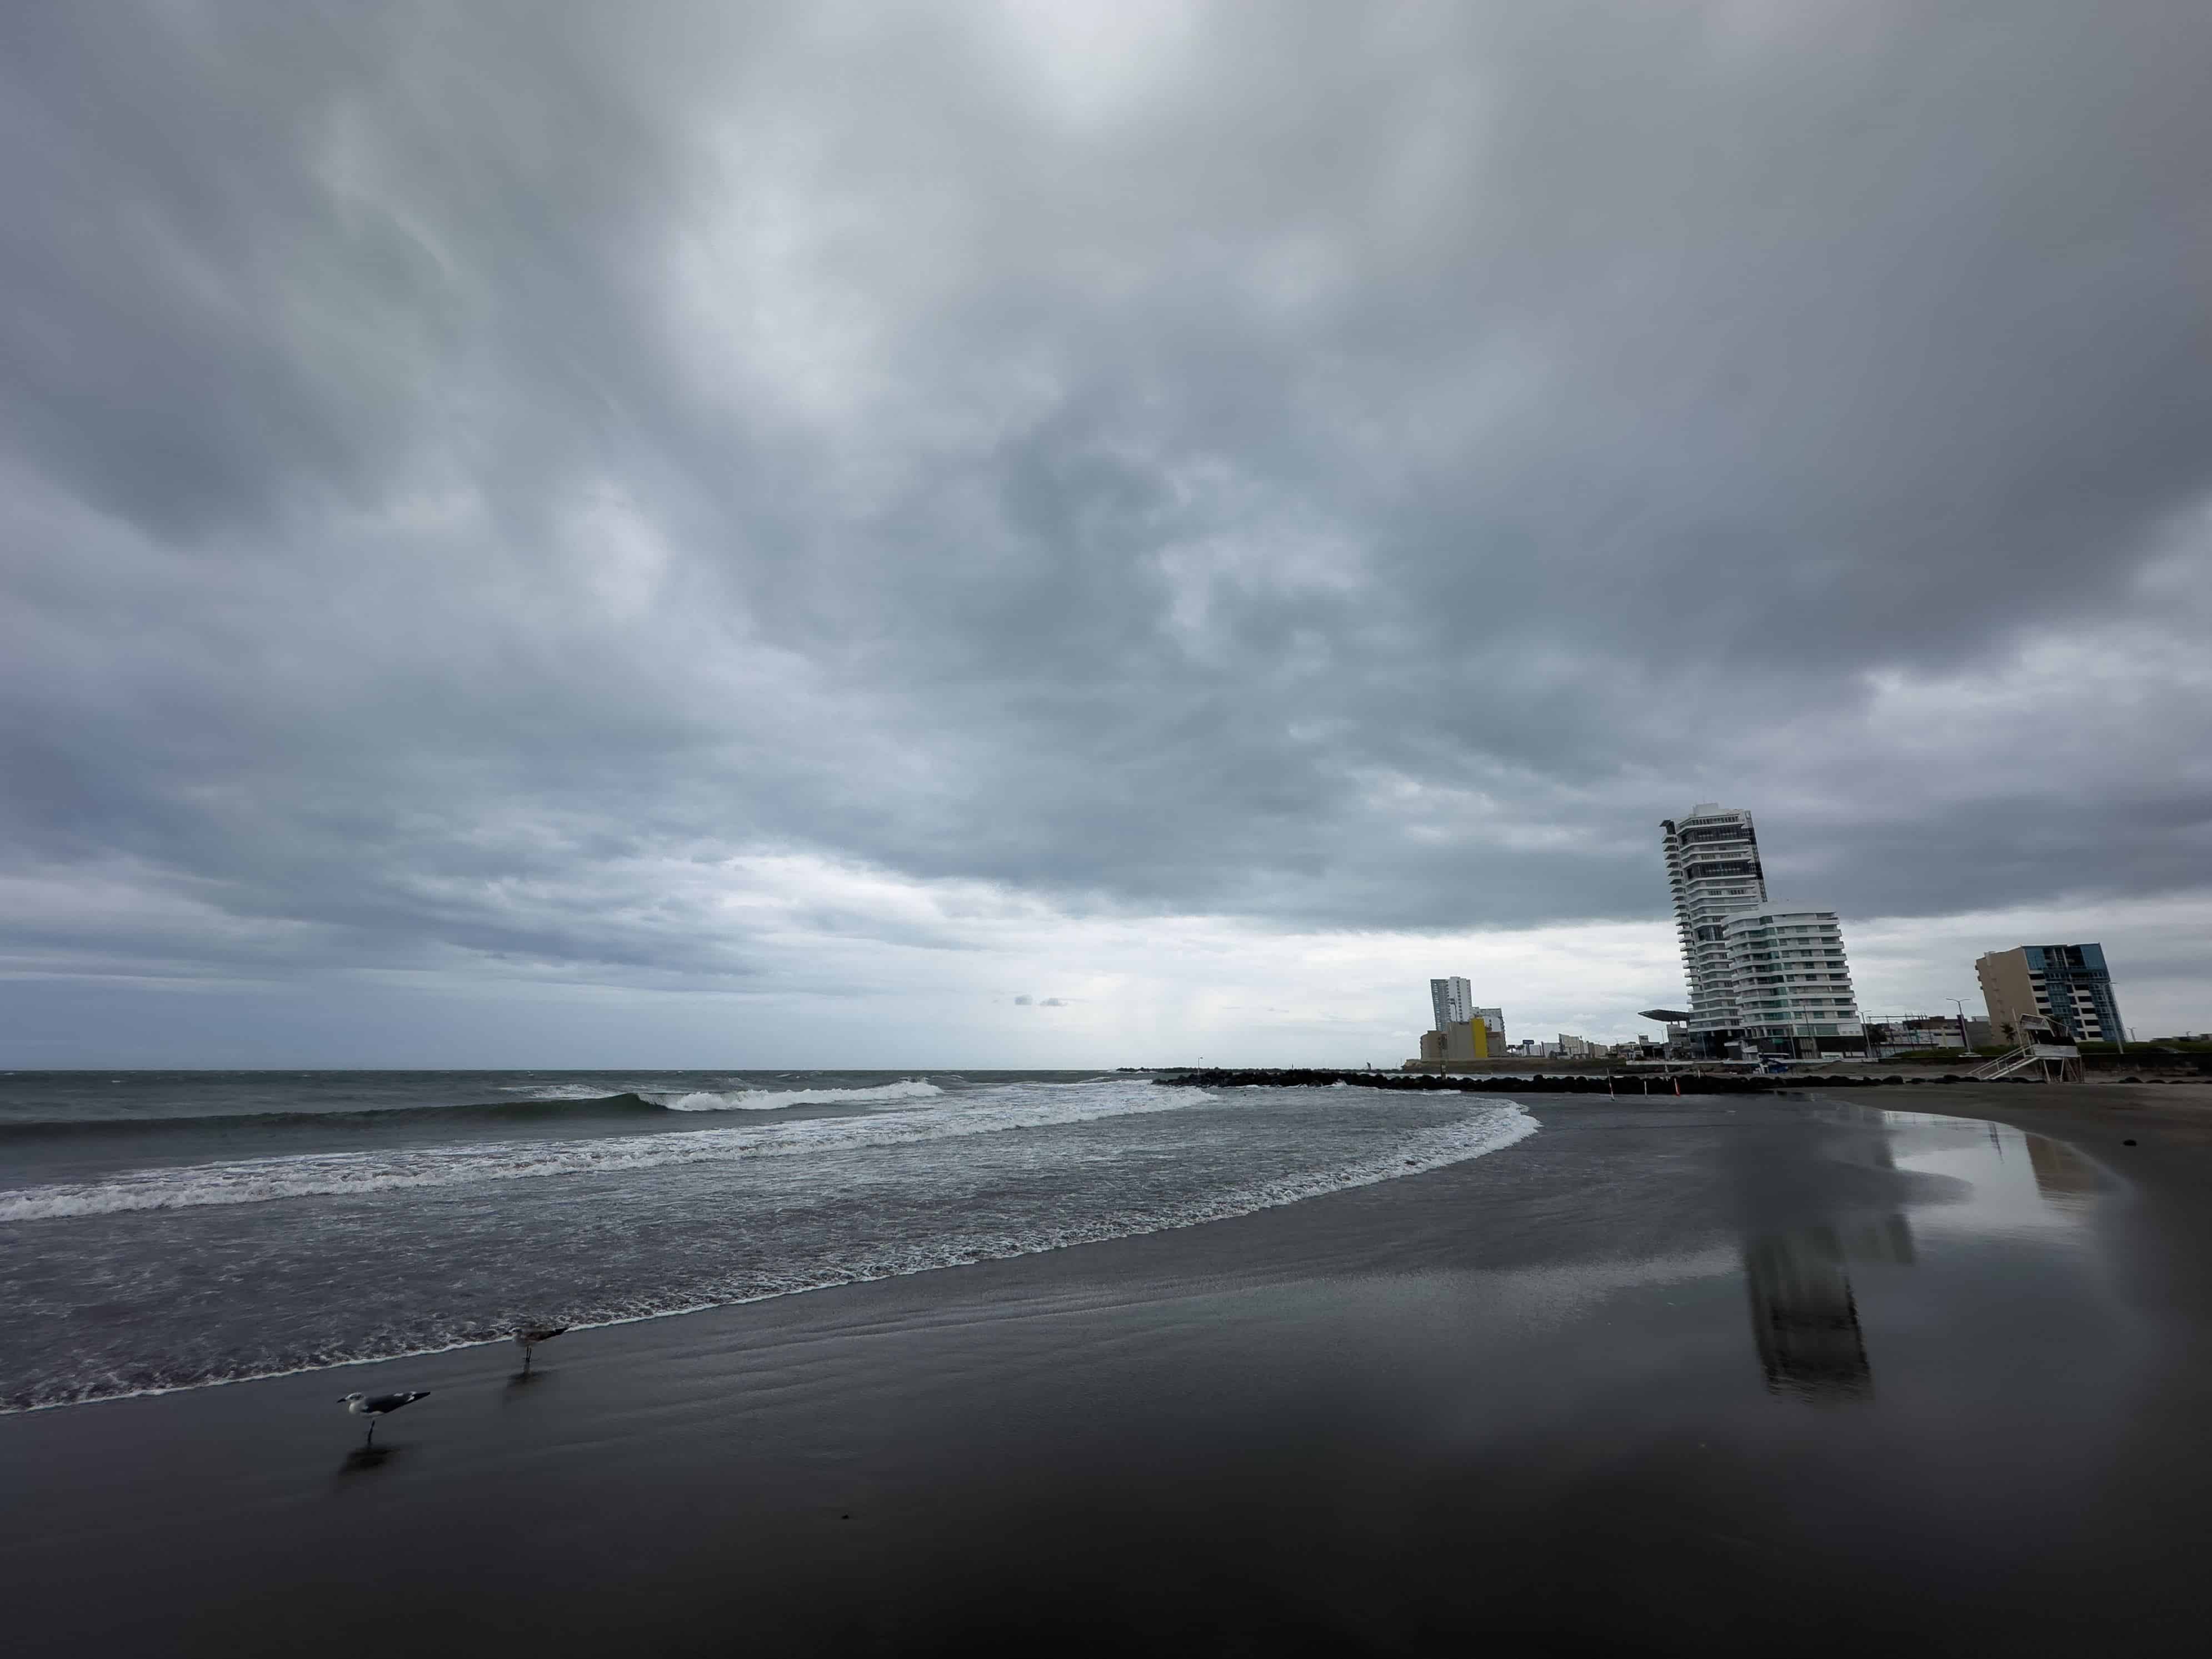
[1661,805,1767,1052]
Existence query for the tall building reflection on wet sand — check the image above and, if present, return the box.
[2026,1135,2101,1209]
[1742,1217,1914,1402]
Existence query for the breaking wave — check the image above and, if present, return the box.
[0,1080,943,1142]
[662,1080,942,1112]
[0,1083,1199,1222]
[2,1095,1538,1411]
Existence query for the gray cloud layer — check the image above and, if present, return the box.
[4,1,2210,1005]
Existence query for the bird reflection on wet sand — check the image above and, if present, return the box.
[336,1445,399,1477]
[1742,1216,1913,1403]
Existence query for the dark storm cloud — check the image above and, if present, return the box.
[3,0,2210,993]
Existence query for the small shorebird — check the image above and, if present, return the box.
[338,1390,430,1445]
[514,1326,568,1373]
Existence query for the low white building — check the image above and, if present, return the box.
[1722,910,1864,1056]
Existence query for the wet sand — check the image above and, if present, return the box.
[4,1090,2209,1656]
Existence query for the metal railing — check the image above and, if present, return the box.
[1971,1046,2040,1080]
[1971,1043,2084,1083]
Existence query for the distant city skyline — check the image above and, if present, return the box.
[0,891,2191,1068]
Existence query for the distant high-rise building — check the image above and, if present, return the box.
[1662,806,1768,1052]
[1417,981,1499,1066]
[1977,945,2123,1046]
[1430,977,1472,1031]
[1661,806,1865,1058]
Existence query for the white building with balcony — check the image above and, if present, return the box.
[1723,910,1864,1056]
[1661,805,1768,1052]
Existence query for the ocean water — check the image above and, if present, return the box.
[0,1070,1535,1412]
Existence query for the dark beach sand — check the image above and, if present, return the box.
[5,1086,2209,1656]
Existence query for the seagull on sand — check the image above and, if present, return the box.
[338,1390,429,1444]
[514,1326,568,1373]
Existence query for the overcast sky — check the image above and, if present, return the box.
[4,1,2209,1067]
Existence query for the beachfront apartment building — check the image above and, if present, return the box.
[1723,910,1864,1057]
[1662,805,1866,1058]
[1662,806,1769,1052]
[1977,944,2123,1047]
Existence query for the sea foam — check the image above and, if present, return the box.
[659,1080,942,1112]
[2,1092,1539,1412]
[0,1080,1194,1222]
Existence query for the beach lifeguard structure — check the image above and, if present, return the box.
[1971,1015,2083,1083]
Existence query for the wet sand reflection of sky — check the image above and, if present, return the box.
[1868,1108,2110,1237]
[1743,1108,2109,1405]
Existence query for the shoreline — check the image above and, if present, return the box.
[1,1093,1538,1418]
[9,1081,2201,1421]
[6,1088,2209,1653]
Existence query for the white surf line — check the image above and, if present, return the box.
[4,1100,1537,1414]
[0,1084,1215,1222]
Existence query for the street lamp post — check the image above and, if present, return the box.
[1950,998,1973,1052]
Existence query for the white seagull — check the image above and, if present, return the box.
[514,1326,568,1373]
[339,1390,430,1444]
